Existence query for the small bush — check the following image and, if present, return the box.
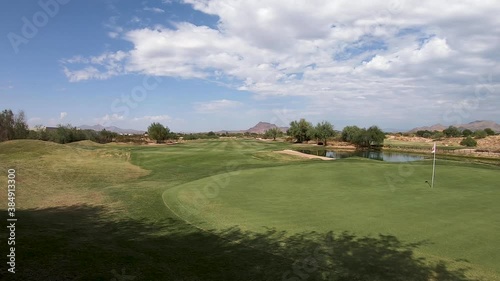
[460,136,477,147]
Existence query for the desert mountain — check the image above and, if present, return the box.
[78,124,144,135]
[246,122,288,134]
[409,120,500,133]
[408,124,447,133]
[458,120,500,132]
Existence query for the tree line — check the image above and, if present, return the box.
[1,109,117,144]
[0,109,212,145]
[266,118,385,148]
[415,126,495,139]
[3,108,495,147]
[415,125,497,147]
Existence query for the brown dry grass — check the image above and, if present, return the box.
[0,140,150,210]
[387,135,500,150]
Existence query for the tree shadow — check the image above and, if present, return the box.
[1,205,478,281]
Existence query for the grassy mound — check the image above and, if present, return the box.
[0,139,149,208]
[65,140,103,147]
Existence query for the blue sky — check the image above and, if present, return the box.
[1,0,499,132]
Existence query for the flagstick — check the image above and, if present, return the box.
[431,143,436,188]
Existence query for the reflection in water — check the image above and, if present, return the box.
[298,150,425,162]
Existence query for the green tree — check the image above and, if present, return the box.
[13,110,29,139]
[484,128,495,136]
[461,129,473,137]
[443,126,461,137]
[148,122,169,143]
[27,125,50,141]
[460,136,477,147]
[422,131,432,138]
[314,121,335,146]
[344,125,385,148]
[52,124,75,144]
[341,126,362,143]
[432,131,444,140]
[416,130,432,138]
[96,129,117,143]
[352,128,369,147]
[287,119,313,143]
[473,130,487,139]
[167,131,178,140]
[0,109,29,141]
[0,109,15,141]
[264,127,282,141]
[366,126,385,146]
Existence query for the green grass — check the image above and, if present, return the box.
[1,139,499,280]
[165,159,500,278]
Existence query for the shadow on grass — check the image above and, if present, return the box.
[1,205,476,281]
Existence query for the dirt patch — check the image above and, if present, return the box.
[476,135,500,150]
[275,149,334,160]
[325,141,357,149]
[387,135,500,150]
[387,135,434,143]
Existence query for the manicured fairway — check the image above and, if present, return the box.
[1,139,499,280]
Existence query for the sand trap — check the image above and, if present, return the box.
[275,149,334,160]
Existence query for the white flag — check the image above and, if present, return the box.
[431,142,436,154]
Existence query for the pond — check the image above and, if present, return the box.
[297,149,425,162]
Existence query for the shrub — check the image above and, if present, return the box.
[473,130,487,139]
[461,129,473,137]
[484,128,495,136]
[460,136,477,147]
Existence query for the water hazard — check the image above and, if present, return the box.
[297,149,425,162]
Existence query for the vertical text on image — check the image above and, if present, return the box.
[7,168,17,273]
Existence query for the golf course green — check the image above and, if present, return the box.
[1,139,499,280]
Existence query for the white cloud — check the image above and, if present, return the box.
[133,115,172,121]
[62,0,500,125]
[61,51,128,82]
[103,16,125,39]
[194,99,243,113]
[411,37,453,62]
[143,7,165,13]
[60,112,68,120]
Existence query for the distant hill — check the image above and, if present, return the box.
[409,120,500,133]
[408,124,447,133]
[382,127,407,133]
[458,120,500,132]
[216,122,289,134]
[246,122,288,134]
[78,125,144,135]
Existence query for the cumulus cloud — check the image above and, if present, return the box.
[62,0,500,125]
[61,51,128,82]
[60,112,68,120]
